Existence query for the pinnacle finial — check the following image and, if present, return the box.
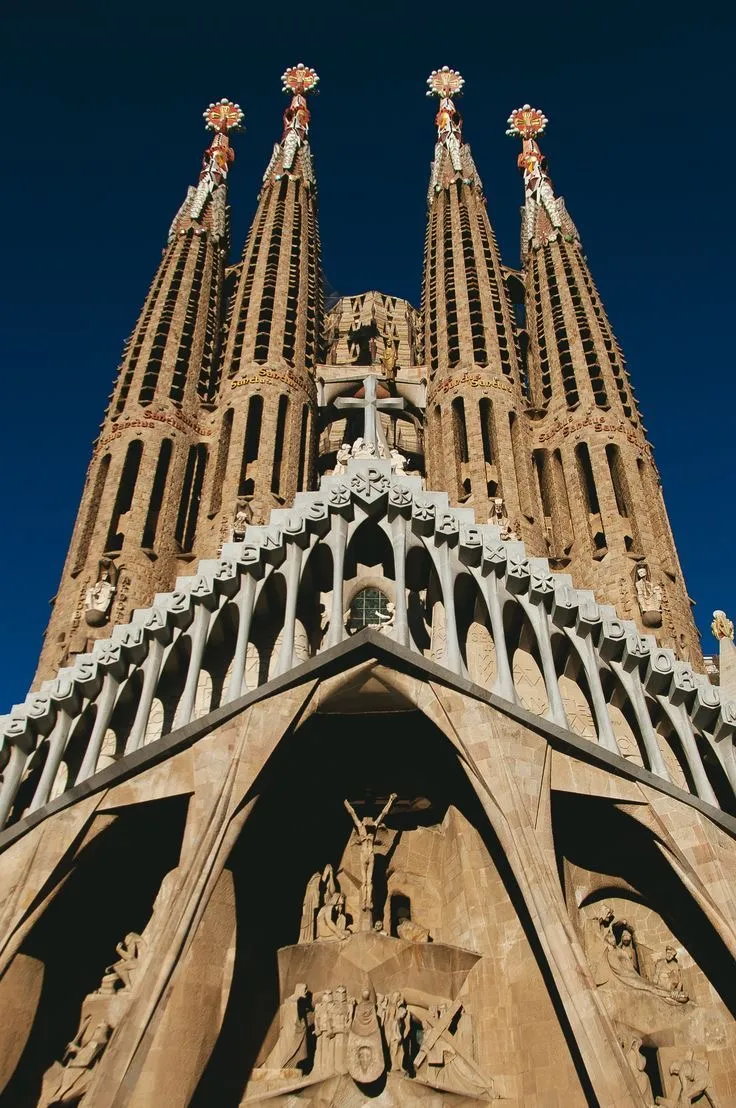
[506,104,548,140]
[712,610,735,642]
[426,67,464,99]
[203,99,245,135]
[281,63,320,96]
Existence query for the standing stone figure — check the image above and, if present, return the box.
[329,986,355,1074]
[298,872,322,943]
[346,988,384,1083]
[343,793,397,919]
[657,1055,721,1107]
[334,443,352,475]
[313,989,335,1074]
[619,1034,653,1102]
[264,983,310,1072]
[653,946,689,1002]
[85,558,119,627]
[634,563,664,627]
[380,991,409,1072]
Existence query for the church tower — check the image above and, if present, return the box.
[507,106,699,663]
[0,69,735,1108]
[199,64,323,549]
[421,69,542,549]
[35,99,245,683]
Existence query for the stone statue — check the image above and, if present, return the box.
[334,443,352,475]
[601,928,687,1005]
[352,438,377,460]
[619,1033,654,1102]
[85,558,119,627]
[313,989,335,1074]
[264,983,310,1072]
[389,448,407,473]
[634,563,664,628]
[232,498,253,542]
[652,945,689,1002]
[106,931,145,992]
[39,1016,112,1106]
[299,871,322,943]
[488,497,519,542]
[377,601,395,634]
[397,916,430,943]
[343,793,397,917]
[316,891,350,941]
[657,1055,721,1107]
[414,1001,494,1098]
[347,988,384,1083]
[379,991,409,1072]
[329,985,355,1075]
[712,610,734,642]
[380,331,398,379]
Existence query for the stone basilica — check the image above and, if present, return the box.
[1,64,735,1107]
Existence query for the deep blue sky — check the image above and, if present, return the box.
[1,1,733,708]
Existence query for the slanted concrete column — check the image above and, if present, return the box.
[326,514,348,649]
[225,573,258,702]
[611,661,670,781]
[78,672,120,781]
[126,638,166,752]
[566,629,619,753]
[519,595,568,728]
[276,542,305,676]
[0,744,28,828]
[177,603,212,727]
[473,572,515,702]
[30,709,73,810]
[390,515,409,647]
[658,697,719,806]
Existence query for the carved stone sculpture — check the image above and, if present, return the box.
[343,793,397,924]
[347,988,384,1083]
[619,1033,654,1102]
[39,1017,112,1106]
[313,989,334,1075]
[652,946,689,1003]
[264,983,310,1072]
[329,985,355,1075]
[299,871,322,943]
[635,563,664,628]
[334,443,351,475]
[389,448,407,474]
[107,931,145,991]
[84,558,119,627]
[601,929,688,1004]
[397,917,430,943]
[379,991,409,1072]
[656,1055,720,1107]
[316,892,350,941]
[380,332,398,379]
[414,1001,494,1098]
[232,498,253,542]
[488,497,519,542]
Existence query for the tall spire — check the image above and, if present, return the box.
[509,105,700,661]
[36,101,245,682]
[506,105,577,251]
[203,65,323,541]
[420,70,542,546]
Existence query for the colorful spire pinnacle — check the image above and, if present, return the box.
[426,67,464,174]
[280,63,319,172]
[188,99,244,224]
[507,104,565,246]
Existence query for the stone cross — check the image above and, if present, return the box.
[335,374,405,453]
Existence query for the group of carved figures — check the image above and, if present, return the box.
[298,795,430,943]
[260,982,492,1096]
[588,903,689,1005]
[39,931,147,1106]
[334,440,407,474]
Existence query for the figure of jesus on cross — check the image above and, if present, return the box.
[334,374,405,457]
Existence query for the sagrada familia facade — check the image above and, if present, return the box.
[0,64,735,1107]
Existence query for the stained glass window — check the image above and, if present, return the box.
[347,587,390,634]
